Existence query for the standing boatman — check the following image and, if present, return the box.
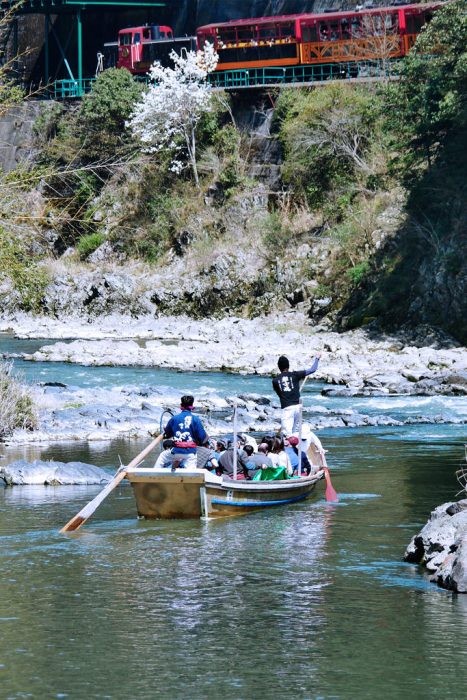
[163,395,208,470]
[272,354,321,436]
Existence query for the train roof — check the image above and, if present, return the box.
[196,3,439,31]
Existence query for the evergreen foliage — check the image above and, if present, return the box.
[385,0,467,177]
[0,226,49,312]
[277,84,383,210]
[78,68,143,160]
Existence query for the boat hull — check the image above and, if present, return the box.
[127,468,323,519]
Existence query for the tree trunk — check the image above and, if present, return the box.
[185,125,199,189]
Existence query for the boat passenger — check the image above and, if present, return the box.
[243,442,273,479]
[218,440,249,479]
[196,442,219,471]
[262,435,274,452]
[272,353,321,436]
[162,395,209,470]
[269,435,293,476]
[285,435,312,476]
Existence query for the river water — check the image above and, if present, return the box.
[1,337,467,699]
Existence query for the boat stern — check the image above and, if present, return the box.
[126,467,216,519]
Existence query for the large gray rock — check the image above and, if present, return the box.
[0,460,110,485]
[405,499,467,593]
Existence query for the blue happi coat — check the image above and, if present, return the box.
[164,410,207,455]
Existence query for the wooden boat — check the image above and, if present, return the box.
[60,403,334,532]
[126,466,323,519]
[126,426,326,519]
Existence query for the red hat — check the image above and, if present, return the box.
[288,436,299,446]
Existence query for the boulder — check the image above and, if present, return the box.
[0,460,110,485]
[405,499,467,592]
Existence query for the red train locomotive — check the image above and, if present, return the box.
[196,3,438,72]
[104,24,195,74]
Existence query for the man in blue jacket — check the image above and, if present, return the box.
[163,395,208,470]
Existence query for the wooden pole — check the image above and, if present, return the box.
[298,399,303,477]
[60,433,163,533]
[233,401,238,481]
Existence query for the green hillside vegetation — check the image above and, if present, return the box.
[0,0,465,340]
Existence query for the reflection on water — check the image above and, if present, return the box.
[1,430,467,699]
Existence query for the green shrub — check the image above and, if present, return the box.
[346,261,370,286]
[33,103,64,142]
[77,232,105,258]
[78,68,143,160]
[0,227,49,312]
[276,84,383,209]
[260,211,292,255]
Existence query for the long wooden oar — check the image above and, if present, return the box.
[60,433,164,533]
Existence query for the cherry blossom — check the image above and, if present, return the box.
[127,44,218,187]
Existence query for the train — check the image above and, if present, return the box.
[103,25,196,74]
[103,4,438,77]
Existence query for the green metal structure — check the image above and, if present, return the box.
[1,0,167,96]
[207,60,400,90]
[51,59,400,99]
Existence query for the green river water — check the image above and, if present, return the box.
[1,340,466,699]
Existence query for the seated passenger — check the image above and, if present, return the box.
[243,442,273,479]
[197,442,219,471]
[154,439,178,468]
[285,436,312,476]
[218,440,248,479]
[270,436,292,476]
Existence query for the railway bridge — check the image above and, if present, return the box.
[1,1,420,99]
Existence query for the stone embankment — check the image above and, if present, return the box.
[405,499,467,593]
[2,312,466,397]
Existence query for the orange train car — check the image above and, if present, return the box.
[196,3,439,71]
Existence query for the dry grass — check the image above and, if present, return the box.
[0,360,38,439]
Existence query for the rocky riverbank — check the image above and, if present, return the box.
[2,312,465,397]
[5,377,466,446]
[405,498,467,593]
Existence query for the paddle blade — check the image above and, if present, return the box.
[324,467,338,502]
[60,470,127,533]
[60,433,163,534]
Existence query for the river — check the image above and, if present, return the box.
[1,337,466,699]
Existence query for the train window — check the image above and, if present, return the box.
[350,16,362,37]
[279,23,294,39]
[142,28,151,40]
[385,13,398,31]
[133,33,141,45]
[259,24,276,40]
[406,14,424,34]
[318,21,331,41]
[300,23,317,42]
[119,33,131,46]
[218,28,237,44]
[237,26,256,42]
[341,19,350,39]
[329,20,340,40]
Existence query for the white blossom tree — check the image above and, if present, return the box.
[128,44,218,188]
